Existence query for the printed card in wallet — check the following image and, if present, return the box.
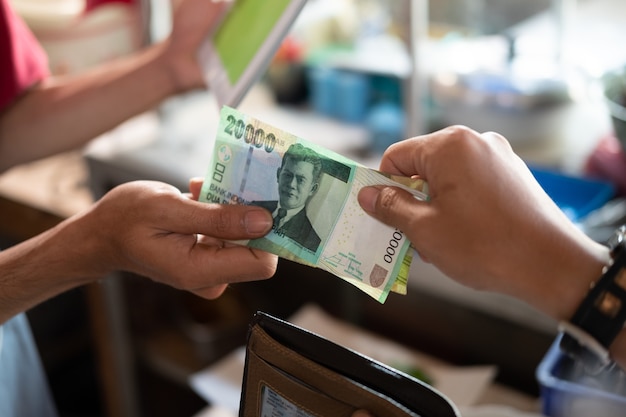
[239,311,460,417]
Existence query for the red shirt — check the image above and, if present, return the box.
[0,0,49,111]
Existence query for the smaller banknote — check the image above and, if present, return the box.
[200,107,428,303]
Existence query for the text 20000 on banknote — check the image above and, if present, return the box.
[200,107,428,303]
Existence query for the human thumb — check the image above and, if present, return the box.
[358,186,425,233]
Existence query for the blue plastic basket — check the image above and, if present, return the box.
[530,167,615,222]
[536,335,626,417]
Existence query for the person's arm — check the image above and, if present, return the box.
[357,125,626,368]
[0,178,276,324]
[0,0,228,172]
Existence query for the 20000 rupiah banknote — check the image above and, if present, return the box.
[199,106,428,303]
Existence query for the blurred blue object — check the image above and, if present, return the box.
[530,167,615,222]
[308,67,371,123]
[335,71,370,123]
[537,335,626,417]
[365,102,405,153]
[308,67,338,117]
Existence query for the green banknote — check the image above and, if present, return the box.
[199,107,428,303]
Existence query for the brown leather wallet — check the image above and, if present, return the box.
[239,312,460,417]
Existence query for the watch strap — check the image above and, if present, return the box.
[559,225,626,372]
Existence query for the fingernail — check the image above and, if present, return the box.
[245,209,272,234]
[358,187,380,214]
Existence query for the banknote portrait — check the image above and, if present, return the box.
[250,143,350,254]
[200,107,428,302]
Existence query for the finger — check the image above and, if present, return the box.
[380,125,479,176]
[185,178,274,239]
[192,284,229,300]
[379,137,426,176]
[196,234,225,246]
[195,0,233,33]
[188,177,204,200]
[183,245,278,288]
[195,234,245,249]
[481,130,513,151]
[156,197,274,240]
[358,185,431,233]
[138,242,277,296]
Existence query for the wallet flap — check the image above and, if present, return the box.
[240,311,460,417]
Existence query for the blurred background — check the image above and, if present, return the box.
[2,1,626,416]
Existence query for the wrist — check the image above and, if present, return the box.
[156,38,206,94]
[508,225,611,322]
[63,209,118,281]
[553,240,612,321]
[0,213,106,322]
[558,225,626,372]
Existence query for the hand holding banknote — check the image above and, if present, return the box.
[200,107,428,303]
[357,126,612,323]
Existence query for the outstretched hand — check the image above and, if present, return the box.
[82,178,277,299]
[0,178,277,323]
[161,0,232,91]
[358,126,609,321]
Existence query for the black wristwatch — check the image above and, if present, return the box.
[559,225,626,374]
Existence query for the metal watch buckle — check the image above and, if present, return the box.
[608,225,626,257]
[558,321,615,375]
